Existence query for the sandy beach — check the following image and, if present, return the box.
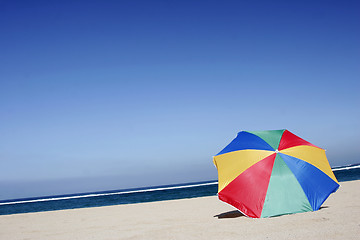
[0,180,359,240]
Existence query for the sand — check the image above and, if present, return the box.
[0,180,359,240]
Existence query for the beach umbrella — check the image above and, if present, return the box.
[213,129,340,218]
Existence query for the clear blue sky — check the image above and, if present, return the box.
[1,0,359,200]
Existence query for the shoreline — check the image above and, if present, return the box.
[0,180,359,240]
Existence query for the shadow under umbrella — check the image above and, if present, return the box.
[214,210,245,219]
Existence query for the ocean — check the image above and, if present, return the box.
[1,164,359,216]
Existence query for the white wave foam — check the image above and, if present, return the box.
[332,165,360,171]
[0,181,218,206]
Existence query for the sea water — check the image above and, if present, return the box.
[0,164,359,216]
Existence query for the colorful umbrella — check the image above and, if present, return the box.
[213,129,339,218]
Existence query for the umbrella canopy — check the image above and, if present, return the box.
[213,129,339,218]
